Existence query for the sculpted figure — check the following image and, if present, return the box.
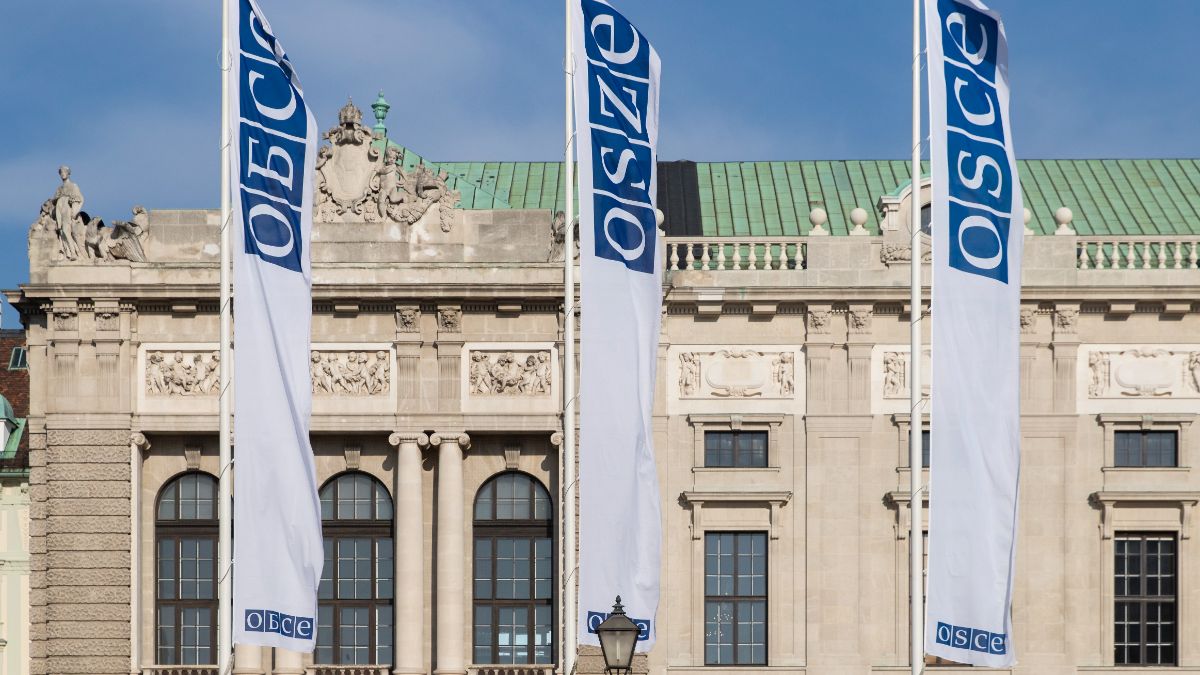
[549,211,566,262]
[52,166,84,260]
[323,353,343,394]
[519,355,540,393]
[679,353,700,396]
[199,352,220,394]
[469,353,493,394]
[536,352,552,394]
[1189,352,1200,394]
[369,351,390,395]
[311,352,329,394]
[1089,352,1111,397]
[398,308,419,332]
[884,352,906,397]
[105,206,149,262]
[169,352,196,395]
[30,198,54,245]
[773,352,795,396]
[146,352,167,395]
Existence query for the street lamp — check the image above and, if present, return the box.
[595,596,639,675]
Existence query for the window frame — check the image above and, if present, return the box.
[1100,415,1193,470]
[1114,532,1178,666]
[703,531,768,666]
[316,472,394,667]
[155,472,219,667]
[7,346,27,371]
[1114,430,1178,468]
[472,471,556,666]
[689,415,784,471]
[704,430,770,468]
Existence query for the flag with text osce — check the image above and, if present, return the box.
[924,0,1023,667]
[227,0,323,652]
[571,0,664,653]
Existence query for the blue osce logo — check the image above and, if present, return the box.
[237,0,309,274]
[245,609,314,640]
[935,621,1006,655]
[586,610,651,641]
[582,0,657,275]
[937,0,1012,284]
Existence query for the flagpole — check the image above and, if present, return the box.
[909,0,925,673]
[562,0,578,673]
[218,0,234,671]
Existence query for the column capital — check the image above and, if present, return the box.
[130,432,151,452]
[430,432,471,449]
[388,431,430,448]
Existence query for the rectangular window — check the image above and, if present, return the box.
[704,532,766,665]
[922,430,930,468]
[1115,431,1178,468]
[7,346,26,371]
[1115,534,1177,666]
[704,431,768,468]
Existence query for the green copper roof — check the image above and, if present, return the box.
[378,144,1200,237]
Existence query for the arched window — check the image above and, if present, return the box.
[316,473,394,666]
[156,472,218,665]
[473,472,554,665]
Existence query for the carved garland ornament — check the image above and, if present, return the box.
[678,350,795,399]
[1087,348,1200,398]
[468,351,553,396]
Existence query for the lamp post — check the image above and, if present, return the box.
[595,596,639,675]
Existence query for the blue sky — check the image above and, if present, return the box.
[2,0,1198,326]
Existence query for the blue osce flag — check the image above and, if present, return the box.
[227,0,324,652]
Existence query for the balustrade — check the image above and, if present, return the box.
[1076,237,1200,270]
[664,237,806,271]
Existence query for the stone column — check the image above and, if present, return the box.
[273,648,305,675]
[432,432,470,675]
[231,644,265,674]
[389,432,430,675]
[129,433,150,675]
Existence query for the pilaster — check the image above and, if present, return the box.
[846,304,875,413]
[1051,303,1081,414]
[395,305,423,412]
[805,304,833,414]
[435,306,464,408]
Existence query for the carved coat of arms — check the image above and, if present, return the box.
[314,99,461,232]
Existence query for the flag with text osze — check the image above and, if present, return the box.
[227,0,323,651]
[571,0,663,653]
[924,0,1023,667]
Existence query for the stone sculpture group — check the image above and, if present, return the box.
[310,351,391,396]
[30,166,149,263]
[468,351,553,396]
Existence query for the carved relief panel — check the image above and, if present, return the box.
[667,346,804,415]
[138,344,397,415]
[1078,345,1200,413]
[460,343,560,414]
[871,345,932,415]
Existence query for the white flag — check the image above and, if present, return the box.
[572,0,663,652]
[925,0,1022,667]
[228,0,322,651]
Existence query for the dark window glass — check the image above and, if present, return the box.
[704,431,768,468]
[921,430,930,468]
[1115,534,1177,666]
[1115,431,1178,468]
[156,473,218,666]
[704,532,766,665]
[316,473,393,666]
[7,347,27,370]
[920,204,932,235]
[474,472,554,665]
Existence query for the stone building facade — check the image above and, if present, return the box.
[6,100,1200,675]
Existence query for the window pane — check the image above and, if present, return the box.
[377,538,394,600]
[534,604,553,664]
[1115,534,1178,666]
[706,532,767,665]
[158,539,176,600]
[316,605,333,665]
[319,539,334,600]
[157,607,176,665]
[474,606,494,664]
[376,604,393,665]
[158,483,177,520]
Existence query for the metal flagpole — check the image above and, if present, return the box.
[909,0,925,673]
[562,0,579,673]
[218,0,234,671]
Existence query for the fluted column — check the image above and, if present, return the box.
[432,432,470,675]
[389,432,430,675]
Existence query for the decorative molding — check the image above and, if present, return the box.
[847,308,873,334]
[130,432,151,453]
[1054,307,1079,336]
[396,306,421,333]
[310,350,391,396]
[1085,348,1200,399]
[807,309,830,335]
[343,444,362,470]
[880,243,931,265]
[95,309,120,332]
[430,432,471,450]
[467,350,553,396]
[438,307,462,333]
[1089,491,1200,540]
[1019,308,1036,335]
[504,444,521,470]
[677,349,795,399]
[680,491,792,540]
[388,432,430,448]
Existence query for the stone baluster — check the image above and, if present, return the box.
[1156,242,1168,269]
[762,242,774,270]
[668,242,680,270]
[684,242,696,269]
[1078,244,1090,270]
[389,432,430,675]
[1174,242,1184,269]
[716,243,727,270]
[1141,241,1152,269]
[747,242,758,270]
[1093,242,1107,269]
[432,432,471,675]
[699,242,711,270]
[731,242,742,269]
[1124,240,1136,269]
[796,242,806,269]
[1190,241,1199,269]
[777,242,790,270]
